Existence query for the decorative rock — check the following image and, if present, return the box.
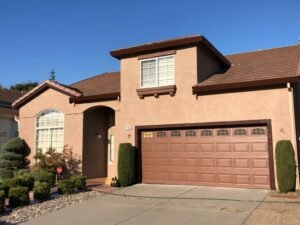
[0,191,101,224]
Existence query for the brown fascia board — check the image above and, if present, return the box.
[110,35,231,66]
[193,76,300,94]
[69,92,120,103]
[13,83,81,109]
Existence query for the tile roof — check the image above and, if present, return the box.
[195,45,300,88]
[0,88,23,104]
[70,72,120,96]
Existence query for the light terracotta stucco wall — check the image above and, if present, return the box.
[119,46,299,189]
[19,88,120,177]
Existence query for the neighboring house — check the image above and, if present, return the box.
[12,35,300,190]
[0,88,22,148]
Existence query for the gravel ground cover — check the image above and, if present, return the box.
[0,191,102,225]
[244,194,300,225]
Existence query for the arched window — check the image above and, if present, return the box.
[234,128,247,136]
[251,128,266,136]
[35,109,64,152]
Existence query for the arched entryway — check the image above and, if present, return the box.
[82,106,115,179]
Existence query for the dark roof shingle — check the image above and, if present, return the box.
[0,88,23,104]
[70,72,120,96]
[196,45,300,88]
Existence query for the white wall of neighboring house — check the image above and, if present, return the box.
[0,114,18,149]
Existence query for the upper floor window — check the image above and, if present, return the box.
[35,109,64,152]
[140,55,174,88]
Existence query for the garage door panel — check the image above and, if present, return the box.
[216,143,232,152]
[200,158,215,167]
[233,142,250,152]
[217,174,233,184]
[252,158,269,168]
[199,143,214,152]
[234,158,251,168]
[216,158,233,167]
[142,126,271,189]
[234,174,251,185]
[185,143,198,152]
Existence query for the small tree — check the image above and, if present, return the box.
[33,145,81,177]
[118,143,136,187]
[275,140,296,193]
[10,81,38,92]
[0,138,29,179]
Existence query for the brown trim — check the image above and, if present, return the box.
[138,50,176,60]
[193,76,300,94]
[110,35,230,66]
[69,92,120,103]
[136,85,176,99]
[13,83,80,109]
[135,119,276,189]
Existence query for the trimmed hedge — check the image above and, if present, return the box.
[0,169,14,180]
[9,186,29,208]
[32,170,55,187]
[70,175,86,190]
[19,174,35,191]
[0,138,29,180]
[117,143,136,187]
[0,190,5,211]
[57,180,75,195]
[275,140,296,193]
[33,182,50,201]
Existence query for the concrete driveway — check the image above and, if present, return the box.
[20,184,269,225]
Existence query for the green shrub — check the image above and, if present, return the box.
[3,177,21,188]
[0,169,14,180]
[33,182,50,201]
[32,170,55,187]
[19,174,35,191]
[275,140,296,193]
[17,169,30,176]
[2,138,27,155]
[9,186,29,208]
[0,190,5,211]
[117,143,136,187]
[57,180,75,195]
[70,175,86,190]
[0,183,10,197]
[0,138,29,179]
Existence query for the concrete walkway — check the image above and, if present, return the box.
[20,184,269,225]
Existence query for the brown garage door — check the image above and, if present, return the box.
[141,126,271,189]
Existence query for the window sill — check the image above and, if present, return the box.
[136,85,177,99]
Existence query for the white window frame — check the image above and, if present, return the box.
[108,134,115,165]
[140,55,175,88]
[35,109,64,153]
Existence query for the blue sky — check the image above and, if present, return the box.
[0,0,299,87]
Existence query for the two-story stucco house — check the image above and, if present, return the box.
[0,88,22,149]
[12,35,300,189]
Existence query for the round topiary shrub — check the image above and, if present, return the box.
[3,177,21,189]
[32,170,55,187]
[9,186,29,208]
[33,182,50,201]
[117,143,136,187]
[0,138,29,180]
[275,140,296,193]
[0,190,5,211]
[0,169,14,180]
[70,175,86,191]
[19,174,35,191]
[57,180,75,195]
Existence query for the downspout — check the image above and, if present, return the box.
[288,82,299,189]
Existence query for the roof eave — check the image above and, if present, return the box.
[69,92,120,103]
[193,76,300,94]
[12,80,82,109]
[110,36,230,66]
